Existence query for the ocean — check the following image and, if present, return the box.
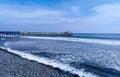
[1,33,120,77]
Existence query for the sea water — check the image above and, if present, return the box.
[1,33,120,77]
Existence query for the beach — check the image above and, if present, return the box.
[0,48,79,77]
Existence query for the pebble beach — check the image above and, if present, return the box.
[0,48,79,77]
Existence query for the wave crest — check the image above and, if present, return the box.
[24,36,120,45]
[1,45,99,77]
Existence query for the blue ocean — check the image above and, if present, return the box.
[1,33,120,77]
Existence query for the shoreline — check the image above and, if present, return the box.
[0,48,79,77]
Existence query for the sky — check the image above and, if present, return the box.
[0,0,120,33]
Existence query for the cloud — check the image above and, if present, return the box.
[0,4,73,25]
[61,2,120,32]
[1,2,120,33]
[69,6,80,12]
[86,3,120,24]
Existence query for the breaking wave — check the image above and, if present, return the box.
[23,36,120,45]
[1,42,99,77]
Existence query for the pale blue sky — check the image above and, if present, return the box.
[0,0,120,33]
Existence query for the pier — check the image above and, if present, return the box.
[0,31,73,38]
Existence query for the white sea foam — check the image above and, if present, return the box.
[1,44,99,77]
[23,36,120,45]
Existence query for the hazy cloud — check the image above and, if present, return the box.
[0,4,72,25]
[1,2,120,32]
[84,3,120,25]
[63,3,120,32]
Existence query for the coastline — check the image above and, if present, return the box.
[0,48,79,77]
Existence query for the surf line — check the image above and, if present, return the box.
[0,46,99,77]
[24,36,120,45]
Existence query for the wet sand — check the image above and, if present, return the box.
[0,48,79,77]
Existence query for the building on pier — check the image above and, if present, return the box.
[0,31,20,38]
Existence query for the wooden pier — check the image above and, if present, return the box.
[21,32,73,37]
[0,31,73,38]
